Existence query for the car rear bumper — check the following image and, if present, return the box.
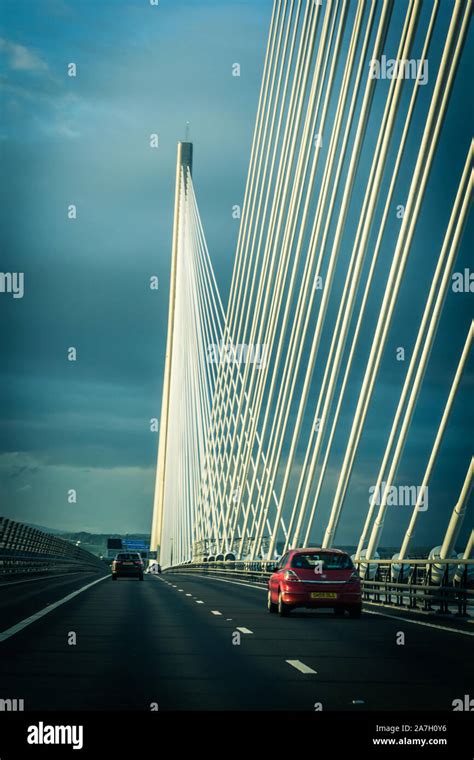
[113,570,142,577]
[281,585,361,606]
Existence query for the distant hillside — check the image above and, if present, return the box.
[23,525,150,558]
[25,523,65,535]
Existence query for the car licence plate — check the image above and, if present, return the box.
[123,562,133,565]
[310,592,337,599]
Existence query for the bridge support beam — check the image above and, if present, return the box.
[439,457,473,560]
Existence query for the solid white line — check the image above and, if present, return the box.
[363,609,474,637]
[170,574,474,637]
[0,575,110,643]
[236,627,253,634]
[169,572,266,591]
[211,610,222,616]
[286,659,317,675]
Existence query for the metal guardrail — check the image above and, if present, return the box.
[164,560,275,585]
[0,517,106,579]
[164,558,474,617]
[356,558,474,617]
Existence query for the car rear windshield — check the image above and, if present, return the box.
[116,553,141,560]
[291,552,353,570]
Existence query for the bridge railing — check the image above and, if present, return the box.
[164,558,474,617]
[0,517,106,580]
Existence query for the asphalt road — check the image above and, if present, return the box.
[0,571,472,711]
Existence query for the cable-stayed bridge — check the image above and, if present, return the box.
[151,0,472,570]
[0,0,473,722]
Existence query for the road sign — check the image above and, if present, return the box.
[123,540,150,551]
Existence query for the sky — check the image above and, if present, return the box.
[0,0,472,548]
[0,0,271,533]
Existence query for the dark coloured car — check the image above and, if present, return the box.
[112,552,144,581]
[268,548,362,617]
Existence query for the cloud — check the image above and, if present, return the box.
[45,0,75,18]
[0,452,154,533]
[0,38,48,72]
[6,461,39,480]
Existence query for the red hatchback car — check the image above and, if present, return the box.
[268,548,362,617]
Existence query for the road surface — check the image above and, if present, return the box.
[0,571,472,711]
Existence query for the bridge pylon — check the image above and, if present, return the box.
[150,141,193,561]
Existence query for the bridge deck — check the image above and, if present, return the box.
[1,573,472,711]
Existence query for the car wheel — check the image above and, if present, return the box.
[348,604,362,618]
[278,589,290,617]
[112,575,117,581]
[139,574,144,581]
[267,589,277,613]
[334,605,344,616]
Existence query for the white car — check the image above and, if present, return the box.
[146,561,161,574]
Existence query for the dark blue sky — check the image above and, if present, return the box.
[0,0,472,549]
[0,0,271,533]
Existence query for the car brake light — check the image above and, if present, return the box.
[283,569,300,581]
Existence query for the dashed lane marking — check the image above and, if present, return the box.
[170,573,474,637]
[286,660,317,674]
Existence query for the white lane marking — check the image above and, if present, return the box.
[171,573,474,637]
[185,593,192,597]
[286,659,317,675]
[363,609,474,637]
[236,627,253,634]
[178,589,184,592]
[195,600,204,604]
[211,610,222,616]
[169,573,265,591]
[0,575,110,643]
